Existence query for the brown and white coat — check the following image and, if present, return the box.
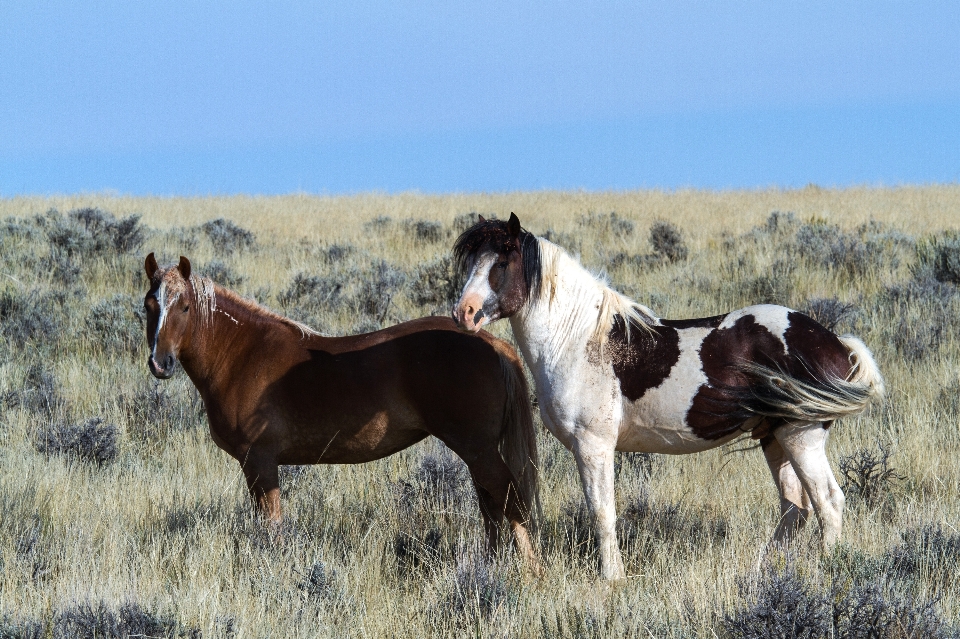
[453,214,884,580]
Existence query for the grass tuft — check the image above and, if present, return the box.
[649,220,688,262]
[200,218,256,255]
[34,417,118,466]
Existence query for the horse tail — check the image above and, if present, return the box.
[494,345,541,530]
[838,335,886,401]
[739,336,884,423]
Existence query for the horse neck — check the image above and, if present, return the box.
[177,286,257,388]
[510,247,606,375]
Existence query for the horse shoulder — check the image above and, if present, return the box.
[604,321,683,402]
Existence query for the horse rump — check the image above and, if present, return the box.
[737,334,884,425]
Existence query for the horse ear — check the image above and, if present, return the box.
[507,212,521,238]
[144,252,158,279]
[177,256,192,280]
[478,214,486,223]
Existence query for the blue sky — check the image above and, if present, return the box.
[2,2,959,195]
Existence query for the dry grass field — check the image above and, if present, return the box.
[1,186,959,637]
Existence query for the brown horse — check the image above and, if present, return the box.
[142,253,539,567]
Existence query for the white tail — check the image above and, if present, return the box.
[838,334,886,401]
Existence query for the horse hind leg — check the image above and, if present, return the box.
[773,422,844,550]
[471,478,502,554]
[464,448,539,572]
[761,434,811,542]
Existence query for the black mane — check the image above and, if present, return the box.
[452,218,542,301]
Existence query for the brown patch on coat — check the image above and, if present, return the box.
[585,339,605,366]
[685,311,856,440]
[661,315,727,330]
[686,314,787,440]
[606,315,681,402]
[486,247,529,317]
[782,312,851,382]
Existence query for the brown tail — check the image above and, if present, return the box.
[495,347,541,530]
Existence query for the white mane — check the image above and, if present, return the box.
[190,274,217,329]
[192,277,322,339]
[529,238,658,344]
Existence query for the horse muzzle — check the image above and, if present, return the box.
[452,296,490,333]
[148,353,177,379]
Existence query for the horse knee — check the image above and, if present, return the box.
[825,489,845,529]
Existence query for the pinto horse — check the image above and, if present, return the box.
[452,214,884,580]
[142,253,539,567]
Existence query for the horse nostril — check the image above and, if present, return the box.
[164,355,174,369]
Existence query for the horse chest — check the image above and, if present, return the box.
[206,421,233,453]
[531,358,617,446]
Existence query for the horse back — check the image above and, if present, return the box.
[212,317,513,464]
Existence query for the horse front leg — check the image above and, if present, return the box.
[572,439,624,580]
[241,452,282,523]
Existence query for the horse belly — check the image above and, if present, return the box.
[280,406,426,464]
[616,409,739,453]
[616,327,735,454]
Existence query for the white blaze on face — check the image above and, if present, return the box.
[152,280,182,358]
[457,253,497,327]
[460,253,497,302]
[155,281,181,333]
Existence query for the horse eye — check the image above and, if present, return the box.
[183,305,190,313]
[497,262,508,269]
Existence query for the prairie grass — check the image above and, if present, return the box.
[1,187,959,637]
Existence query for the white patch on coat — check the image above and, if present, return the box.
[719,304,792,352]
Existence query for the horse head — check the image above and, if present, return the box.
[143,252,195,379]
[452,212,540,332]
